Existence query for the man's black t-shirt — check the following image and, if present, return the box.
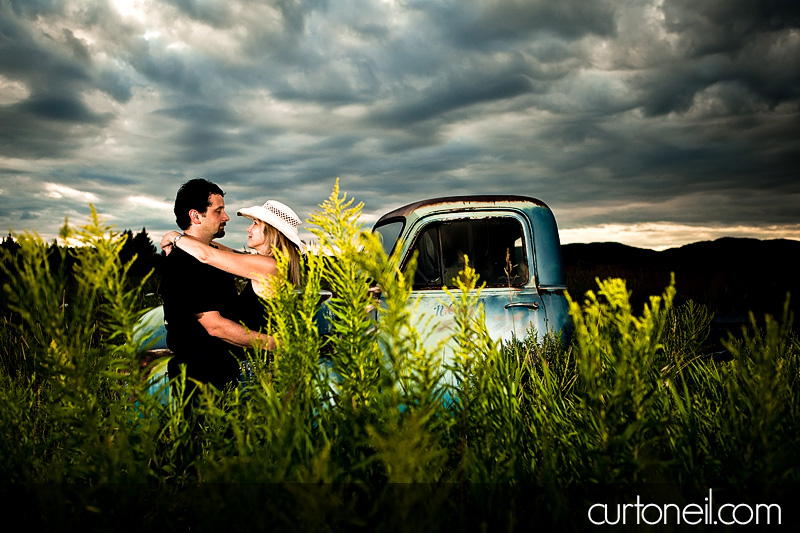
[161,246,243,391]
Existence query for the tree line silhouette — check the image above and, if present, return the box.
[1,229,162,318]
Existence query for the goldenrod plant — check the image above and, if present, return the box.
[307,180,382,413]
[0,207,167,483]
[566,276,676,484]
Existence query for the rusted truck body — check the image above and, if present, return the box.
[372,195,570,350]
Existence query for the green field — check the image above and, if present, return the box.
[1,187,797,530]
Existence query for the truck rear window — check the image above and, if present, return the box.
[409,217,529,289]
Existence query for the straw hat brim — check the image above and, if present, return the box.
[237,205,305,254]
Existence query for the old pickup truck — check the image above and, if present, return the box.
[371,195,569,347]
[134,195,569,376]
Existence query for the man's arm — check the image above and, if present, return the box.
[196,310,276,350]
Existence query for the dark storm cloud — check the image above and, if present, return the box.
[1,0,799,248]
[633,0,800,117]
[155,104,247,161]
[273,0,329,34]
[430,0,617,45]
[165,0,234,25]
[0,8,102,97]
[368,72,536,128]
[0,1,128,158]
[0,106,86,158]
[156,104,236,124]
[21,94,106,122]
[662,0,800,55]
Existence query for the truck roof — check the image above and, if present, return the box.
[375,195,551,224]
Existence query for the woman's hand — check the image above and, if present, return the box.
[160,230,181,255]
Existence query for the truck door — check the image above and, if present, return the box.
[403,213,547,351]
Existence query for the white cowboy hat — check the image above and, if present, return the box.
[237,200,305,254]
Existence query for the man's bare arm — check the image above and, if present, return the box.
[196,310,276,350]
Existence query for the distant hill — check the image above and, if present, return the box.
[561,237,800,323]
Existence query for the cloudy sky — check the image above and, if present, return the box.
[1,0,798,250]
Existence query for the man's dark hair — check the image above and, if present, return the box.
[174,178,225,230]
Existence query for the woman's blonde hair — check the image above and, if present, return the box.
[260,221,301,287]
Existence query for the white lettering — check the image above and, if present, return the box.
[755,503,782,525]
[682,503,703,525]
[719,503,736,526]
[732,503,754,525]
[621,503,634,525]
[663,503,681,525]
[586,489,782,527]
[588,503,606,526]
[641,503,663,525]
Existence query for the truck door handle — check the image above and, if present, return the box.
[504,301,539,310]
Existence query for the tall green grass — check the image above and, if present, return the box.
[1,185,798,530]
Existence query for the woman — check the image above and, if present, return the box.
[162,199,304,332]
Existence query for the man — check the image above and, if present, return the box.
[161,178,272,396]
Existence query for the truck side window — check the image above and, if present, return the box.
[373,220,404,255]
[410,217,528,289]
[412,225,443,287]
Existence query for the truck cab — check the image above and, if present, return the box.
[372,195,570,348]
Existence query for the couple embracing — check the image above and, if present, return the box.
[160,178,303,400]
